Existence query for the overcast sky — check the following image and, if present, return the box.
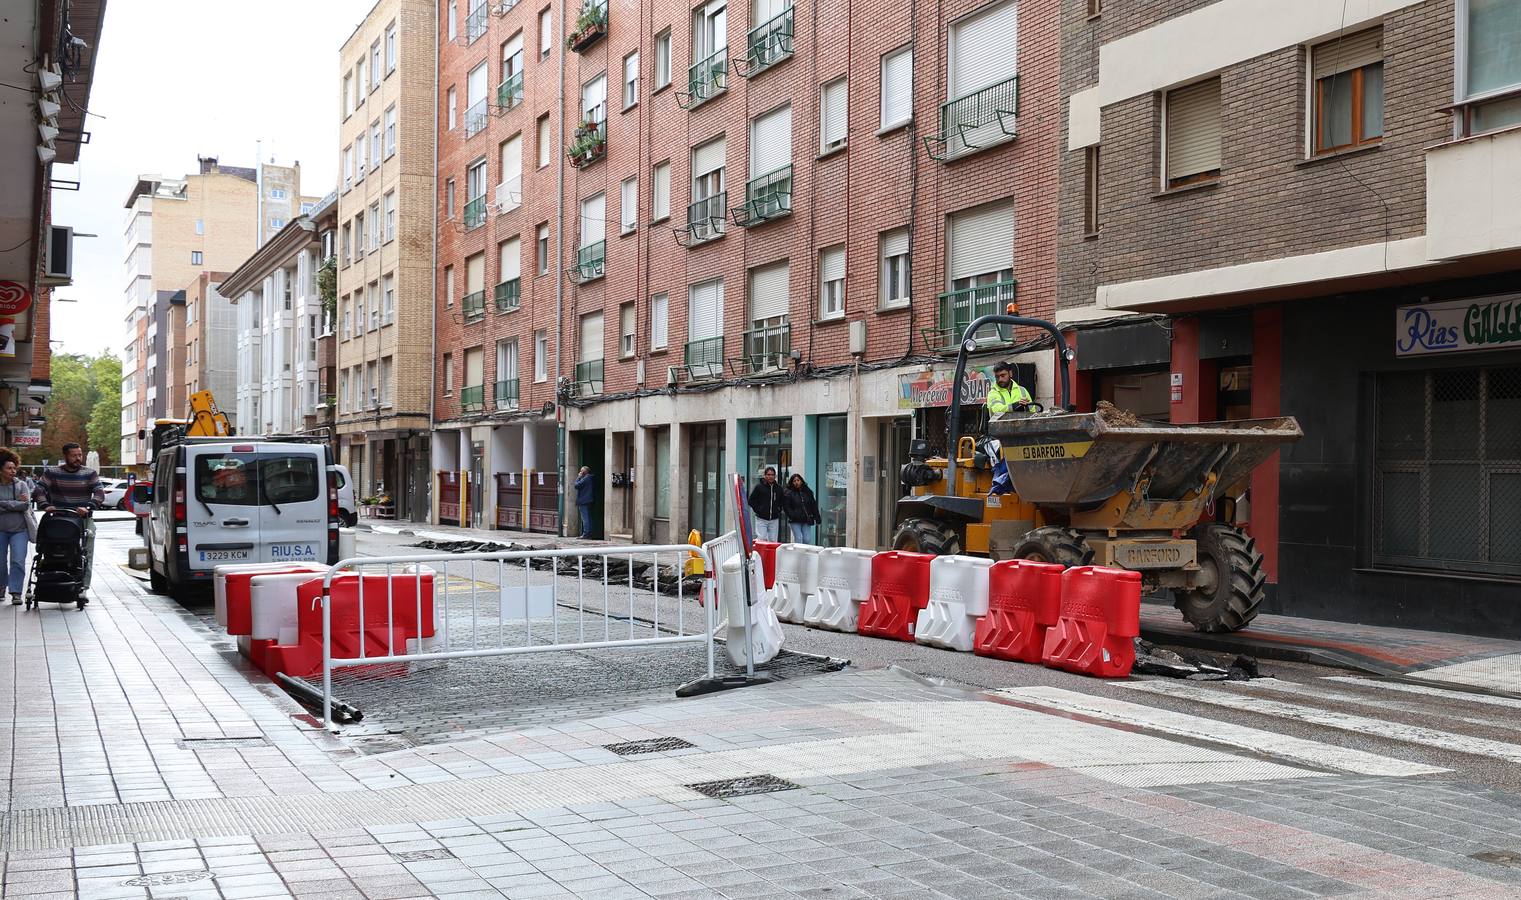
[50,0,375,358]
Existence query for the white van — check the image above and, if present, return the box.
[146,436,341,596]
[333,464,357,526]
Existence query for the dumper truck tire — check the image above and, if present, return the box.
[1011,527,1093,568]
[1173,523,1266,633]
[892,518,962,557]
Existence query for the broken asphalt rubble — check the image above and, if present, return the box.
[1133,638,1264,681]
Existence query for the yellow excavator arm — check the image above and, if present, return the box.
[185,390,232,437]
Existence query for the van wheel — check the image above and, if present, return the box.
[149,563,168,594]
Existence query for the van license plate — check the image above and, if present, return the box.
[270,543,320,561]
[199,550,250,562]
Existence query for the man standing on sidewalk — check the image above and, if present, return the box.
[748,467,783,541]
[33,442,105,593]
[574,466,596,539]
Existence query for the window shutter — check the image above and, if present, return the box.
[1166,78,1222,181]
[468,63,488,106]
[750,105,791,177]
[582,75,606,118]
[693,137,726,176]
[948,201,1013,282]
[882,48,913,126]
[688,279,723,341]
[466,254,486,292]
[581,193,605,245]
[822,79,848,147]
[949,1,1018,99]
[1313,28,1383,80]
[820,245,845,283]
[748,261,790,321]
[500,237,520,281]
[501,135,522,182]
[539,10,551,52]
[652,293,669,347]
[653,163,671,218]
[579,313,603,362]
[621,178,638,229]
[504,33,523,63]
[465,349,484,385]
[882,227,909,258]
[753,0,786,21]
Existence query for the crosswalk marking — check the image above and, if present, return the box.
[1323,675,1521,711]
[1228,677,1521,732]
[999,686,1445,777]
[1408,654,1521,693]
[1119,678,1521,764]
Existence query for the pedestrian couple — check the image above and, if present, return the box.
[747,467,820,544]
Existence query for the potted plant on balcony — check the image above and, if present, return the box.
[566,119,605,167]
[565,3,607,51]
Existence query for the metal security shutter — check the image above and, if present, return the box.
[579,312,603,362]
[693,137,726,177]
[466,253,486,292]
[821,79,848,147]
[688,279,723,340]
[500,237,520,281]
[820,245,845,283]
[581,194,605,245]
[501,135,522,182]
[949,1,1017,98]
[1166,78,1222,181]
[750,105,791,177]
[504,33,523,63]
[882,47,913,126]
[948,201,1013,281]
[748,261,789,321]
[882,228,909,258]
[1313,28,1383,79]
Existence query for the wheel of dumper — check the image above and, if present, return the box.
[892,517,962,557]
[1172,523,1266,633]
[1010,526,1093,568]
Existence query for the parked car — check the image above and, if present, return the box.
[100,478,130,510]
[334,464,357,527]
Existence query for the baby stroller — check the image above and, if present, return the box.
[26,509,91,611]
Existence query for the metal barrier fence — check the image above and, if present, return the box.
[318,541,727,729]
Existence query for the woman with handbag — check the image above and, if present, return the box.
[0,449,34,605]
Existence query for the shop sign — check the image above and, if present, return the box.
[898,365,997,409]
[10,428,42,447]
[1396,294,1521,357]
[0,282,33,316]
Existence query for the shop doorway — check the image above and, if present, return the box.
[816,414,848,547]
[576,430,606,540]
[687,423,725,539]
[469,441,486,529]
[877,418,913,548]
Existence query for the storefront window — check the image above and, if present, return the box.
[746,418,793,482]
[816,414,849,547]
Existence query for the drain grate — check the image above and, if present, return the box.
[121,871,212,887]
[392,848,455,862]
[1473,851,1521,867]
[686,774,801,799]
[604,737,697,756]
[175,737,269,750]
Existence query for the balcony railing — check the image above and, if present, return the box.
[922,280,1018,351]
[464,196,487,230]
[732,165,792,227]
[574,240,606,282]
[681,193,727,245]
[464,99,489,138]
[495,378,520,410]
[568,115,606,167]
[574,359,604,395]
[684,335,724,380]
[567,0,608,52]
[496,71,524,110]
[741,6,793,77]
[464,3,489,43]
[460,384,485,412]
[495,277,521,312]
[924,75,1019,161]
[462,290,487,323]
[681,48,728,109]
[743,322,790,373]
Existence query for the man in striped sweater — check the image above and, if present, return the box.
[33,442,105,593]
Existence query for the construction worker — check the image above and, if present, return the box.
[985,361,1033,418]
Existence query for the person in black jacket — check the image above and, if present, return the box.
[782,474,820,544]
[747,466,783,541]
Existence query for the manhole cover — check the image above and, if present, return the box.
[605,737,696,756]
[392,848,455,862]
[1473,851,1521,867]
[686,774,800,799]
[175,737,269,750]
[122,871,212,887]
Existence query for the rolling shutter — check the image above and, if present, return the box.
[468,63,488,106]
[752,0,786,22]
[882,228,909,258]
[499,237,520,281]
[1166,78,1222,182]
[503,33,523,64]
[693,137,726,177]
[465,348,484,385]
[882,47,913,126]
[949,1,1017,99]
[500,135,522,183]
[466,253,486,292]
[581,193,605,246]
[653,162,671,219]
[820,245,845,283]
[582,75,606,118]
[579,312,603,362]
[750,105,791,177]
[748,261,790,321]
[821,79,848,147]
[948,201,1013,282]
[1313,28,1383,80]
[688,279,723,341]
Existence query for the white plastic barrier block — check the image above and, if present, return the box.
[771,543,821,624]
[914,554,994,652]
[804,547,875,632]
[249,572,325,642]
[214,563,324,628]
[339,527,357,561]
[719,552,784,667]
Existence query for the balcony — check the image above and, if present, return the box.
[460,384,485,412]
[1426,125,1521,261]
[922,280,1017,351]
[574,240,605,282]
[680,48,728,109]
[495,378,520,410]
[574,359,604,395]
[680,193,727,246]
[462,290,487,323]
[567,0,607,52]
[684,335,724,380]
[464,99,489,138]
[496,71,524,111]
[732,165,792,227]
[742,322,790,373]
[567,116,606,168]
[924,75,1019,161]
[464,3,489,43]
[740,5,793,78]
[464,196,487,230]
[495,277,521,312]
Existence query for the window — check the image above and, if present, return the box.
[537,113,552,167]
[1087,0,1101,15]
[447,86,457,129]
[447,0,457,40]
[821,77,848,151]
[945,1,1018,156]
[465,252,486,316]
[195,454,319,506]
[195,218,204,235]
[534,329,548,381]
[749,103,791,197]
[652,161,671,221]
[383,273,395,323]
[371,39,382,86]
[748,261,790,371]
[692,1,727,65]
[443,352,454,394]
[370,120,382,168]
[620,177,638,233]
[341,298,351,339]
[356,294,366,333]
[445,178,456,218]
[579,194,606,277]
[191,251,203,265]
[501,33,525,109]
[1084,146,1100,234]
[623,51,640,109]
[539,6,552,59]
[270,188,287,200]
[1164,77,1222,188]
[445,265,455,306]
[880,45,913,129]
[819,245,844,319]
[369,201,380,248]
[1311,29,1384,155]
[380,357,392,406]
[537,224,550,274]
[343,144,353,189]
[384,192,396,243]
[343,73,353,118]
[498,134,523,210]
[690,136,726,239]
[880,228,910,308]
[1461,0,1521,134]
[384,105,397,157]
[620,302,636,357]
[687,279,724,376]
[467,158,488,213]
[947,200,1015,341]
[369,282,380,330]
[651,292,669,349]
[581,72,608,131]
[466,62,489,137]
[356,60,367,104]
[341,224,351,266]
[385,21,397,73]
[355,131,366,178]
[654,28,672,90]
[300,201,316,215]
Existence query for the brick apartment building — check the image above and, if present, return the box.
[1058,0,1521,633]
[431,0,1063,546]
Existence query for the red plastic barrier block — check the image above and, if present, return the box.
[753,541,780,590]
[974,559,1065,663]
[857,551,933,642]
[1042,565,1142,678]
[265,571,437,680]
[223,565,326,636]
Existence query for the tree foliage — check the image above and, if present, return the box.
[20,351,122,466]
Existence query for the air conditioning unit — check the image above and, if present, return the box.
[42,225,72,285]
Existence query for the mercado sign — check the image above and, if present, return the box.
[898,365,997,409]
[1396,294,1521,357]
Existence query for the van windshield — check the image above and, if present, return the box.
[195,454,320,506]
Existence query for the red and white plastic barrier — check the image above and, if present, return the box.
[804,547,874,632]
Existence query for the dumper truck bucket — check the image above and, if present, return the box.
[987,412,1302,509]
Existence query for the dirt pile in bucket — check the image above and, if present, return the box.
[1095,400,1145,428]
